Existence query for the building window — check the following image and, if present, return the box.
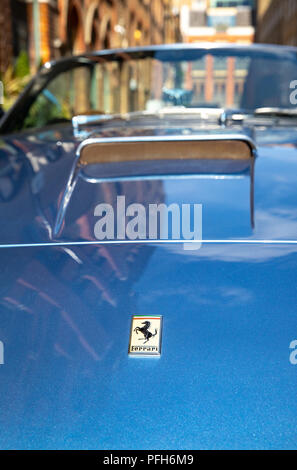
[207,15,236,28]
[210,1,254,7]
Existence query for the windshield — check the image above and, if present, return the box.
[9,47,297,131]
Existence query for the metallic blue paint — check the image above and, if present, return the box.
[0,46,297,450]
[0,242,297,449]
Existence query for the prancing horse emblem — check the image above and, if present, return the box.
[134,321,157,344]
[129,315,162,356]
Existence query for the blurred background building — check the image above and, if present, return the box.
[180,0,255,44]
[0,0,181,74]
[177,0,256,110]
[3,0,296,77]
[1,0,295,111]
[256,0,297,46]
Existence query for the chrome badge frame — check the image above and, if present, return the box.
[129,315,163,357]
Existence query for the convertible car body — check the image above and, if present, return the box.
[0,44,297,449]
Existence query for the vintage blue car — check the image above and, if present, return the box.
[0,43,297,449]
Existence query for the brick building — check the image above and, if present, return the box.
[0,0,13,75]
[0,0,181,73]
[178,0,255,109]
[256,0,297,46]
[180,0,255,44]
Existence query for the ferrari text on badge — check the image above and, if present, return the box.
[129,316,162,357]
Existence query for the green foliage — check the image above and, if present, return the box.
[14,50,30,78]
[23,93,72,129]
[0,51,31,111]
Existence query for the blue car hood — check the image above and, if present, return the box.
[0,123,297,449]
